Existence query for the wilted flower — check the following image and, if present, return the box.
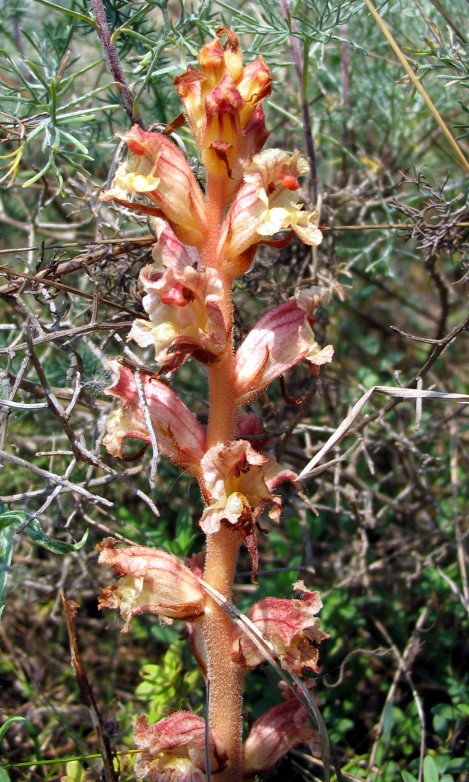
[232,581,328,674]
[219,149,322,276]
[233,288,333,404]
[199,440,294,577]
[100,125,207,246]
[243,685,320,775]
[98,539,205,631]
[103,360,206,468]
[128,219,227,369]
[133,712,227,781]
[174,26,271,193]
[200,440,270,531]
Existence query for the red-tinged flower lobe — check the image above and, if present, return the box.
[128,220,226,370]
[242,688,320,775]
[133,713,227,781]
[238,103,270,167]
[218,149,322,276]
[103,360,206,469]
[233,288,334,404]
[198,36,227,83]
[97,540,205,631]
[237,56,272,126]
[99,126,206,246]
[232,581,328,674]
[203,75,244,178]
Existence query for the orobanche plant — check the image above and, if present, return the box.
[98,26,333,781]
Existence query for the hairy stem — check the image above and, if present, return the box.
[203,527,243,781]
[200,173,244,780]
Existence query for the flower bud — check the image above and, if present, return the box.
[174,26,271,191]
[98,540,205,631]
[243,688,320,775]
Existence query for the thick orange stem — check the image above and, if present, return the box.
[199,173,244,781]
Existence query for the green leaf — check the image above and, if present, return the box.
[0,716,30,742]
[32,0,96,26]
[382,700,394,744]
[0,509,88,554]
[0,510,29,532]
[423,756,439,782]
[401,773,418,782]
[0,525,13,619]
[0,768,11,781]
[25,519,88,554]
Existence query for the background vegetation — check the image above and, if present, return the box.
[0,0,467,780]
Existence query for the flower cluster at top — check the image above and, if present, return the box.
[98,25,332,781]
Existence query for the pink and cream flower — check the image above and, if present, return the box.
[98,540,206,631]
[103,361,206,469]
[133,712,227,781]
[199,440,294,576]
[100,125,207,246]
[199,440,272,533]
[128,220,226,370]
[232,581,328,675]
[233,288,333,404]
[219,149,323,276]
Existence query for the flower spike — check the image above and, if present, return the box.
[174,26,271,197]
